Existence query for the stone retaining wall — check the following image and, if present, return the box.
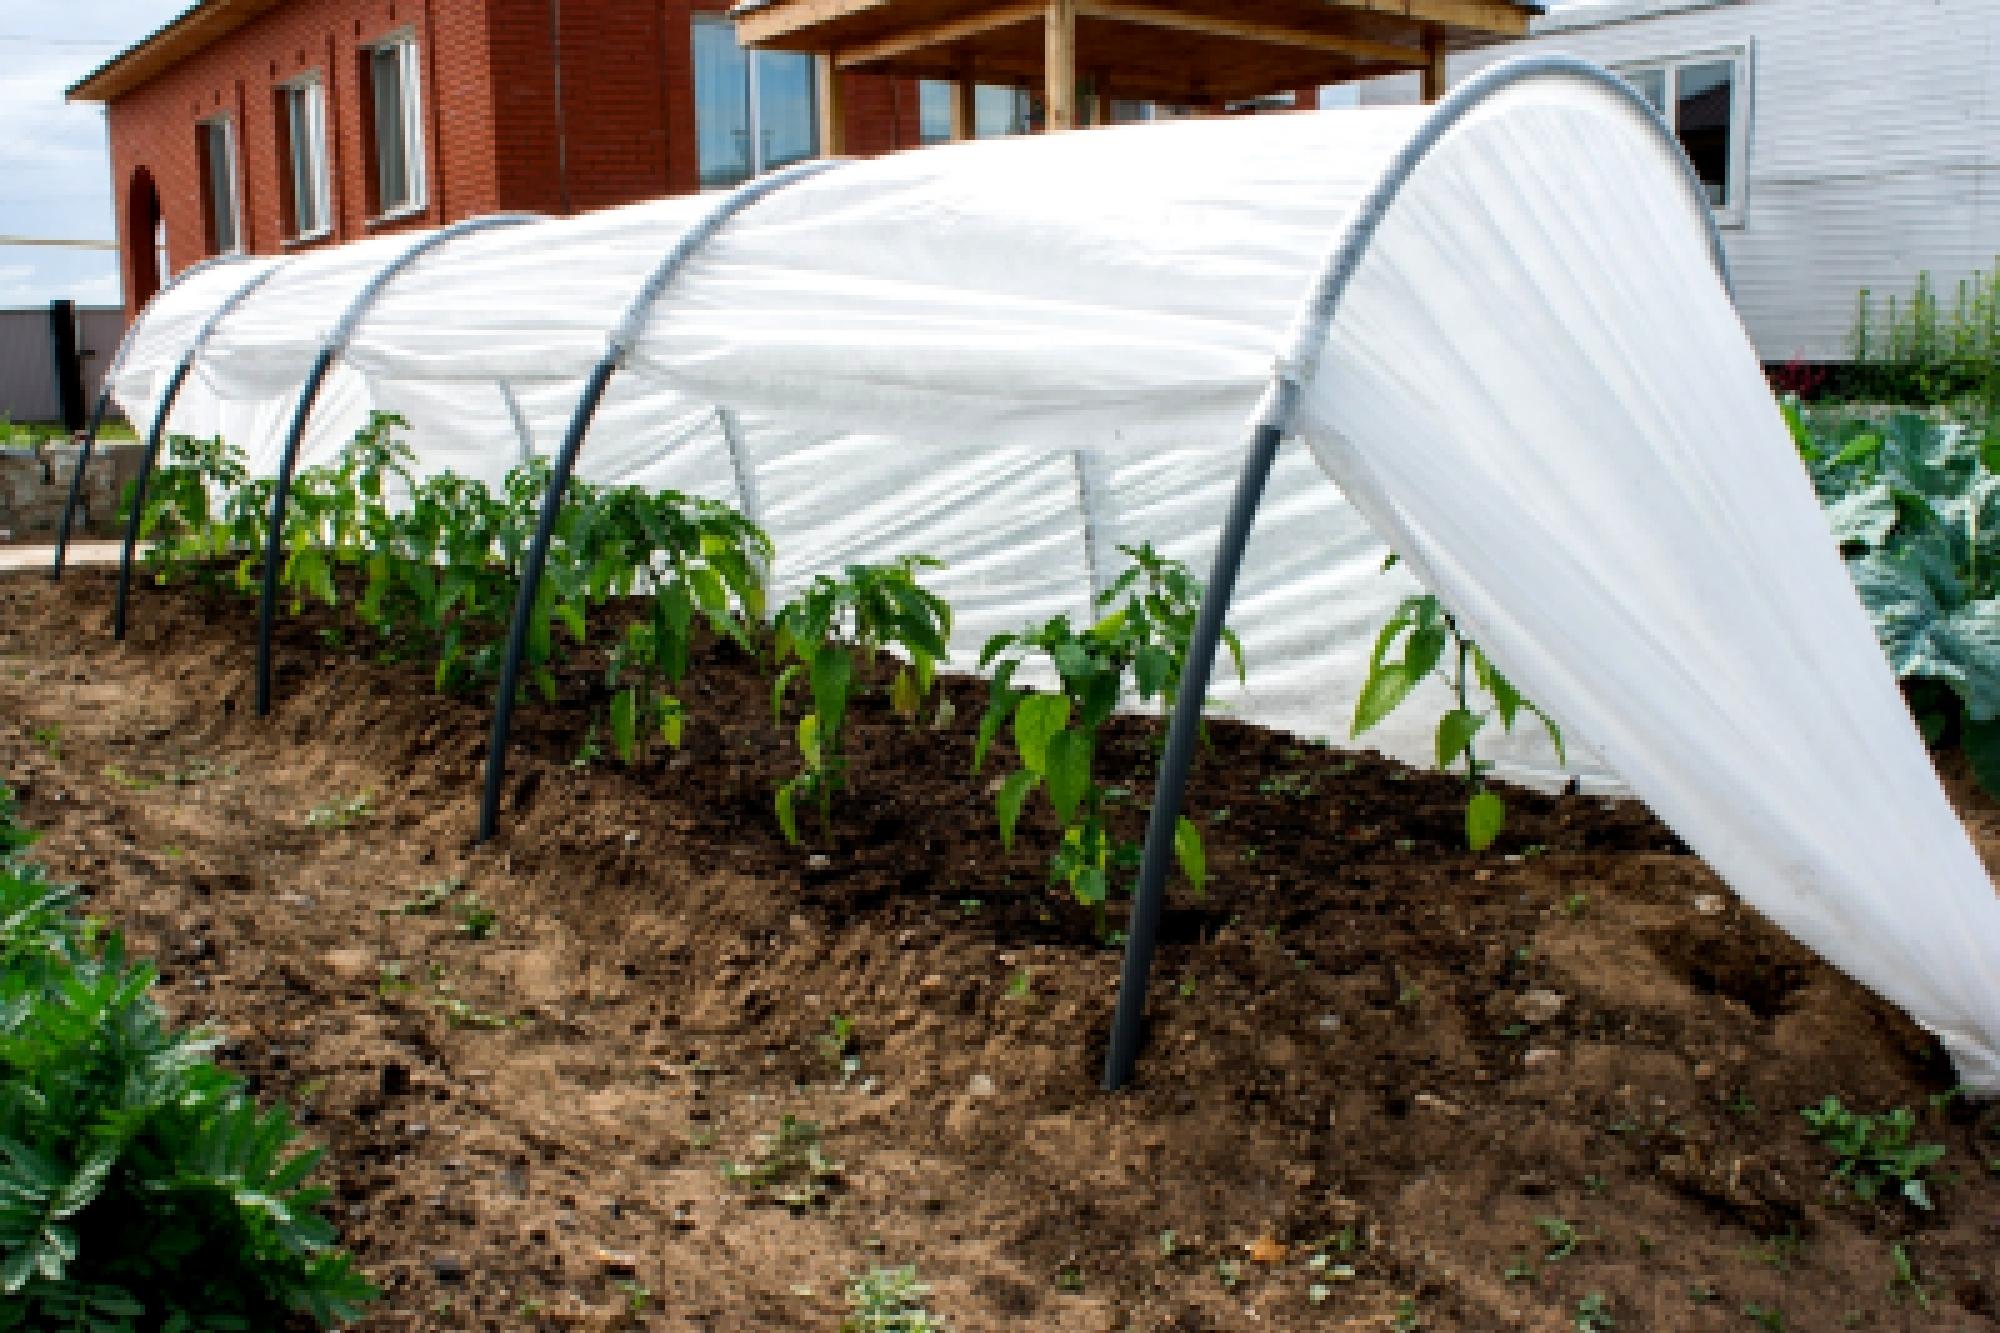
[0,442,144,542]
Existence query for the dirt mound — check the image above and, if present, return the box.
[2,569,1995,1331]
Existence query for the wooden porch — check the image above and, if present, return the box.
[731,0,1539,150]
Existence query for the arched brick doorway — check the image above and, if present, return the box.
[125,166,163,316]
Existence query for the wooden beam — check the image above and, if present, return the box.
[950,73,976,140]
[734,0,895,46]
[1421,30,1447,102]
[1045,0,1078,131]
[816,52,847,155]
[832,1,1044,69]
[1073,1,1425,68]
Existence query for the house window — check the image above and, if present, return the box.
[278,77,331,239]
[974,85,1031,137]
[691,16,817,190]
[1616,49,1749,222]
[366,34,426,217]
[197,116,240,255]
[917,81,1055,142]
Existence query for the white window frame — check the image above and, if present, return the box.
[198,113,243,256]
[1614,44,1752,227]
[365,30,427,222]
[280,74,332,242]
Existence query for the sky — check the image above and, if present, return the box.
[0,0,187,307]
[0,0,1596,311]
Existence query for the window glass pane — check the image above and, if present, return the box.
[692,19,751,189]
[1107,98,1153,124]
[373,46,409,210]
[1621,66,1667,113]
[401,40,426,204]
[974,85,1028,138]
[755,49,817,171]
[1674,59,1734,208]
[919,80,953,144]
[286,87,321,234]
[205,122,236,253]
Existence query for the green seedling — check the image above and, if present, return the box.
[819,1015,860,1080]
[383,877,462,917]
[1800,1096,1948,1209]
[1743,1303,1786,1331]
[304,792,372,830]
[1888,1241,1932,1310]
[1352,556,1563,850]
[453,896,498,940]
[1005,969,1032,1001]
[1536,1216,1583,1262]
[29,725,61,761]
[720,1115,843,1211]
[842,1266,946,1332]
[976,544,1232,932]
[1574,1293,1615,1331]
[773,556,952,844]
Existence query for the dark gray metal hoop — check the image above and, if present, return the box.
[108,260,282,638]
[476,158,846,844]
[54,254,263,582]
[1102,54,1737,1091]
[252,214,540,716]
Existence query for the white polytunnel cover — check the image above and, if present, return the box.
[106,57,2000,1090]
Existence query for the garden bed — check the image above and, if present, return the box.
[3,568,1997,1331]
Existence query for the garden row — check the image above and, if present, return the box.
[133,415,1572,933]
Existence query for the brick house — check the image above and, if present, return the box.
[67,0,952,321]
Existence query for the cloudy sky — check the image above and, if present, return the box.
[0,0,1594,310]
[0,1,188,306]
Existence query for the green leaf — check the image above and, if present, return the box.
[1436,707,1485,770]
[1134,645,1172,700]
[1174,816,1207,897]
[995,770,1038,852]
[1404,624,1447,680]
[1466,790,1505,852]
[973,689,1020,773]
[771,663,802,724]
[610,688,638,763]
[889,668,921,718]
[810,649,852,745]
[774,781,800,846]
[1352,664,1418,737]
[797,713,822,770]
[1072,866,1109,907]
[1013,694,1072,775]
[1043,729,1093,824]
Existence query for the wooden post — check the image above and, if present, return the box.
[816,52,847,155]
[950,72,977,140]
[1421,31,1448,103]
[1045,0,1077,131]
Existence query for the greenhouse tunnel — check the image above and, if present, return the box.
[60,55,2000,1094]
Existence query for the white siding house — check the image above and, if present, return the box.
[1348,0,2000,362]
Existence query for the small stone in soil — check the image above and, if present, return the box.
[430,1254,467,1284]
[596,1249,639,1278]
[1514,989,1566,1024]
[968,1073,997,1098]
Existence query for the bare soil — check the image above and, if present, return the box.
[3,567,1998,1332]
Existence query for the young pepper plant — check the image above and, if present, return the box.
[1351,557,1563,851]
[975,543,1237,932]
[593,487,772,765]
[770,556,953,844]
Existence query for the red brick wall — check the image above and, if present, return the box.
[103,0,924,319]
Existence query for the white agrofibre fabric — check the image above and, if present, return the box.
[108,61,2000,1089]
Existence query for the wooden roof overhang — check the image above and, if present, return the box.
[731,0,1538,106]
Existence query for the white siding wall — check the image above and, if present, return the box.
[1353,0,2000,361]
